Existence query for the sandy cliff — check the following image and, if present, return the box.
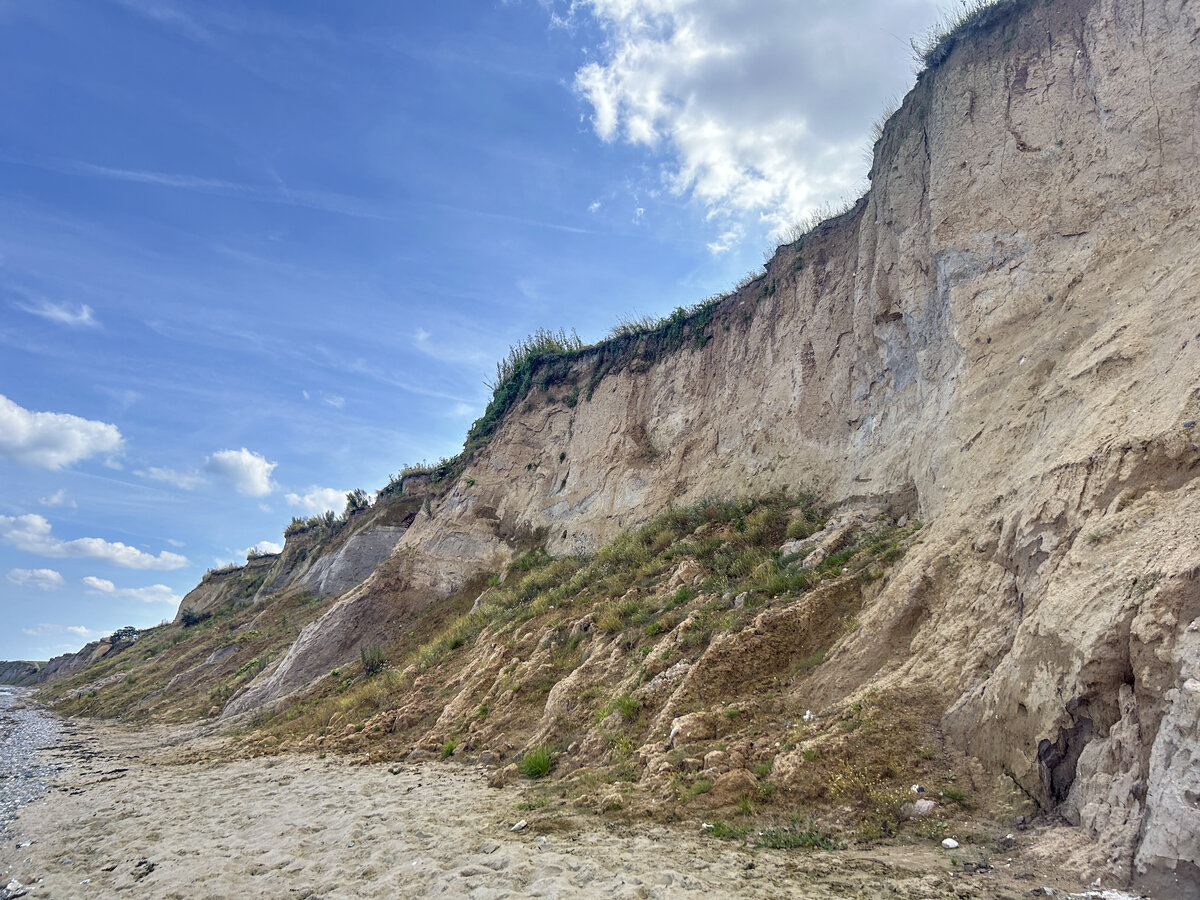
[49,0,1198,894]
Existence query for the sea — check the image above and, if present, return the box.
[0,687,62,833]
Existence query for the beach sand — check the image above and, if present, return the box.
[0,717,1104,899]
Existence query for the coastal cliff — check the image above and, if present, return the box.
[37,1,1200,894]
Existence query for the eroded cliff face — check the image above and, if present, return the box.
[215,0,1197,891]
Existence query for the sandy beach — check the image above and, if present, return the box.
[0,713,1119,899]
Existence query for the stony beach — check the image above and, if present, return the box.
[0,706,1141,899]
[0,690,62,836]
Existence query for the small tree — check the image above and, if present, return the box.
[344,488,370,518]
[109,625,139,644]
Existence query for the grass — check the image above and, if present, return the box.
[360,645,387,678]
[707,820,749,840]
[614,693,641,722]
[754,821,841,851]
[518,745,555,779]
[911,0,1015,71]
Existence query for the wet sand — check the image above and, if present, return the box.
[0,714,1119,899]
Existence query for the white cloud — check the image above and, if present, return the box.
[6,568,65,591]
[706,225,744,256]
[83,575,181,605]
[0,514,189,570]
[39,489,77,508]
[411,327,492,369]
[244,540,283,557]
[23,623,87,638]
[134,466,205,490]
[14,298,99,328]
[66,625,97,637]
[204,448,277,496]
[323,394,345,409]
[0,394,123,469]
[565,0,937,246]
[285,486,346,515]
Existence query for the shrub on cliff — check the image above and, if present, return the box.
[180,608,210,628]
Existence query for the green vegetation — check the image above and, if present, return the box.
[176,609,205,628]
[360,645,387,678]
[911,0,1014,70]
[517,745,555,779]
[41,585,339,723]
[754,821,841,851]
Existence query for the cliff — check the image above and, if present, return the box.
[38,0,1200,895]
[0,661,41,686]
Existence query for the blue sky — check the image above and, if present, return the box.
[0,0,944,660]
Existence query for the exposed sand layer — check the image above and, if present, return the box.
[1,719,1122,899]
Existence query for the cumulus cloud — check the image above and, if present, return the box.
[134,466,205,490]
[204,448,277,497]
[0,394,123,469]
[565,0,936,246]
[14,298,99,328]
[6,568,65,590]
[285,486,346,515]
[83,575,181,605]
[0,514,189,570]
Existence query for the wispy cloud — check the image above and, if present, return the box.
[39,489,77,508]
[110,0,213,43]
[73,161,238,191]
[134,466,205,490]
[0,514,189,570]
[0,394,123,470]
[13,298,99,328]
[412,327,493,369]
[82,575,182,605]
[22,622,101,640]
[6,568,65,591]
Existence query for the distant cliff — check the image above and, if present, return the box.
[0,661,41,686]
[39,0,1200,895]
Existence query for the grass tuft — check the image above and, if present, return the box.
[517,745,555,779]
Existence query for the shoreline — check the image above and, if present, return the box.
[1,713,1124,899]
[0,688,64,836]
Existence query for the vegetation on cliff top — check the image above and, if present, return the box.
[912,0,1017,70]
